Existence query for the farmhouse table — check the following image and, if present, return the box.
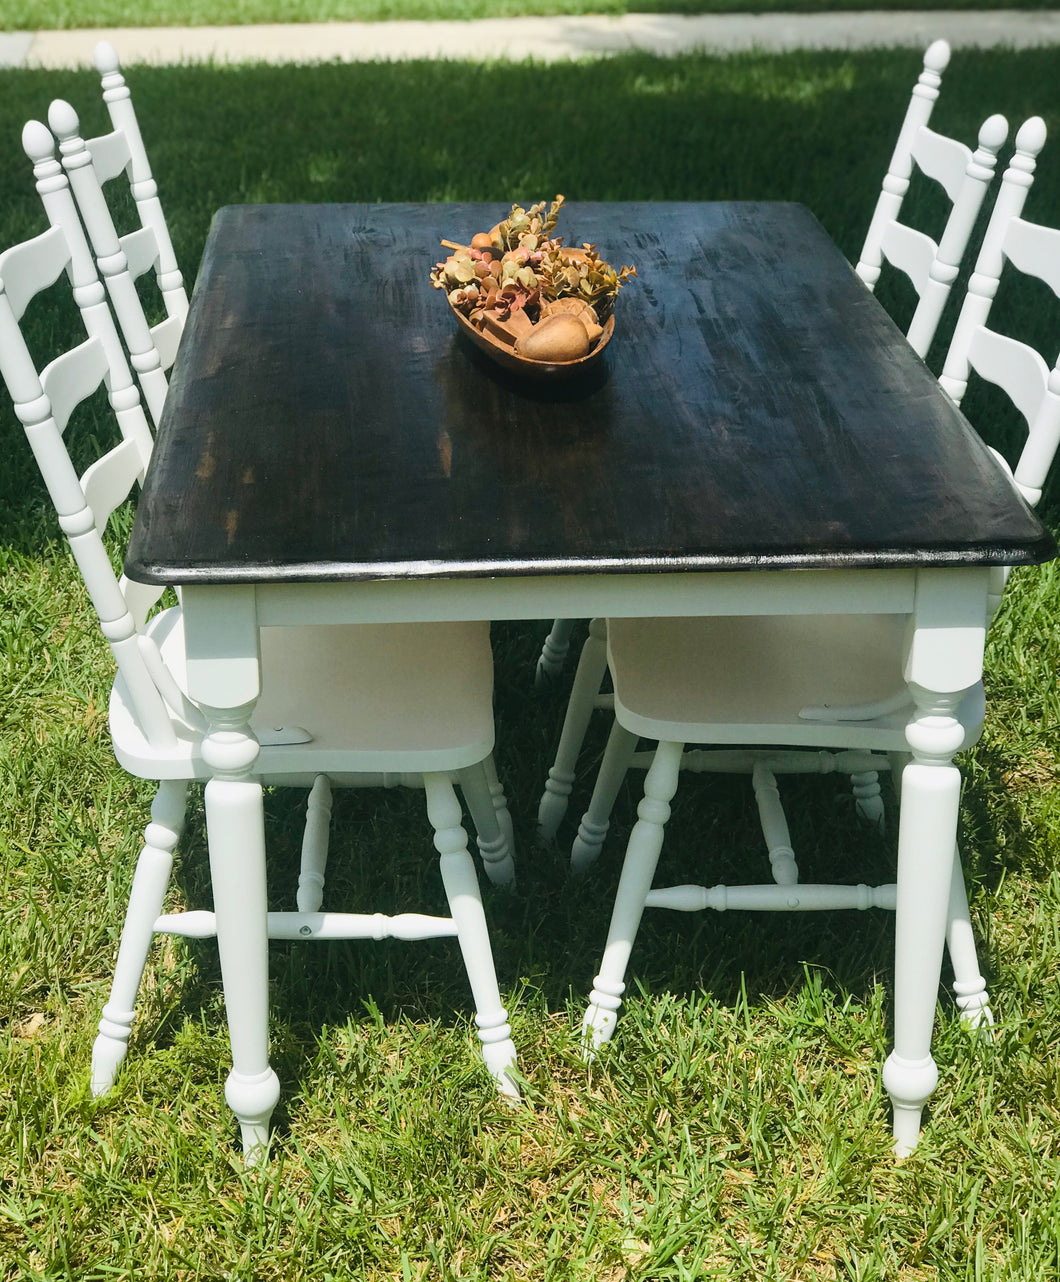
[126,201,1056,1151]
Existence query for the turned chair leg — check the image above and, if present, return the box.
[571,719,640,874]
[535,617,577,687]
[538,618,608,841]
[946,844,993,1029]
[296,774,332,912]
[458,761,516,888]
[483,753,515,857]
[582,740,684,1051]
[424,772,519,1098]
[851,768,886,828]
[92,779,187,1096]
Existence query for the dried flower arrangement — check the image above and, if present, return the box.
[430,196,636,374]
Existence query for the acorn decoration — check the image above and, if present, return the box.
[430,196,636,374]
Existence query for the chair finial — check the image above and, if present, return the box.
[1015,115,1048,159]
[923,39,950,73]
[93,40,121,75]
[48,99,82,143]
[21,120,56,164]
[978,114,1009,153]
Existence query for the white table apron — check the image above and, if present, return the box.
[179,561,990,1150]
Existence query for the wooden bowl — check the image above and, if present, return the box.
[449,303,615,380]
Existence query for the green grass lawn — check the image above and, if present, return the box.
[5,0,1059,32]
[1,45,1059,1281]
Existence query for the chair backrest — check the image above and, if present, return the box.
[47,96,182,430]
[0,207,182,750]
[21,120,156,465]
[93,40,188,326]
[939,117,1057,509]
[856,40,1008,358]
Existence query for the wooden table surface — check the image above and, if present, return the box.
[126,201,1056,585]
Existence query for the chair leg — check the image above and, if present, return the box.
[851,768,886,829]
[582,740,684,1051]
[535,617,577,687]
[483,752,516,858]
[946,845,993,1030]
[424,772,519,1098]
[458,761,516,888]
[91,779,187,1096]
[204,775,281,1164]
[571,719,640,874]
[538,618,607,841]
[296,774,332,912]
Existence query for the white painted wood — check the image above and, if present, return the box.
[855,39,1006,358]
[562,566,1001,1151]
[154,910,461,941]
[425,773,519,1097]
[582,740,684,1052]
[91,779,186,1095]
[857,40,951,290]
[47,99,172,428]
[940,116,1049,407]
[93,40,188,324]
[1,213,520,1150]
[535,616,576,686]
[296,774,332,912]
[458,762,516,887]
[538,617,608,840]
[644,883,897,912]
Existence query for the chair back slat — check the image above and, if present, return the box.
[910,127,971,203]
[878,222,936,294]
[82,435,144,531]
[86,128,132,184]
[121,575,166,633]
[119,225,162,283]
[0,225,69,322]
[967,328,1049,430]
[150,314,183,372]
[40,335,110,435]
[1003,217,1060,299]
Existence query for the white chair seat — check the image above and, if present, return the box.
[607,613,983,750]
[111,609,496,777]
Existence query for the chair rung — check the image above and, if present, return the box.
[154,910,459,941]
[644,882,898,912]
[629,748,890,775]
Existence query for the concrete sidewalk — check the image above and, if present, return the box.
[2,11,1060,69]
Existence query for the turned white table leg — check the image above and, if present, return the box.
[458,762,516,888]
[538,618,607,841]
[883,685,966,1156]
[201,706,280,1165]
[92,778,187,1095]
[571,719,640,874]
[183,585,278,1164]
[582,739,684,1051]
[425,772,519,1097]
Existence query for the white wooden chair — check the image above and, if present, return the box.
[532,46,1004,690]
[46,92,183,431]
[856,40,1008,359]
[545,120,1053,1153]
[0,210,519,1163]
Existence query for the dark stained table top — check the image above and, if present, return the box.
[125,202,1057,584]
